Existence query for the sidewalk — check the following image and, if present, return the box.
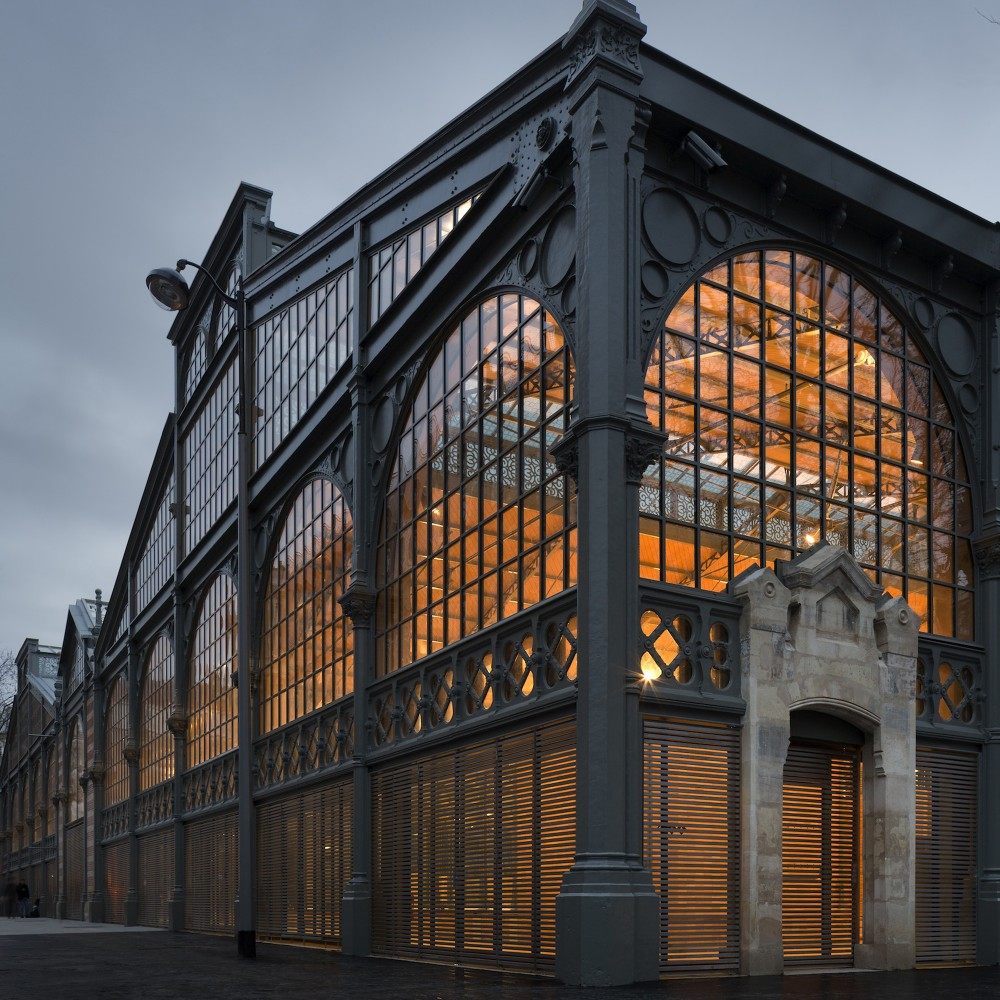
[1,929,999,1000]
[0,917,163,936]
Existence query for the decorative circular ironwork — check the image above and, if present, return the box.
[540,205,577,288]
[643,189,700,266]
[936,312,976,377]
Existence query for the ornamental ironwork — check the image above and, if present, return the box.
[253,697,354,793]
[367,591,577,751]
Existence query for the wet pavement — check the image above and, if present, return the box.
[0,930,997,1000]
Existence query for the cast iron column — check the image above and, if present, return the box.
[124,637,140,925]
[341,220,375,954]
[553,0,660,987]
[974,281,1000,963]
[167,588,187,932]
[234,278,257,958]
[85,676,106,922]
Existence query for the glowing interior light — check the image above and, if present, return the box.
[855,346,876,368]
[641,653,663,682]
[804,533,817,545]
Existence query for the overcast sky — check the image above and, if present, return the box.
[0,0,997,656]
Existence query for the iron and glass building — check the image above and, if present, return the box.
[2,1,1000,984]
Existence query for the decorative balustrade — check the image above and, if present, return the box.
[916,639,984,729]
[101,800,130,842]
[136,779,174,830]
[367,591,578,751]
[1,834,56,873]
[253,697,354,792]
[183,750,238,813]
[637,584,742,704]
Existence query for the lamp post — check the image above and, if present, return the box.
[146,259,256,958]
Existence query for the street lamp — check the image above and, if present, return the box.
[145,256,256,959]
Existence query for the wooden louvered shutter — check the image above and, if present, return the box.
[916,744,978,966]
[104,840,128,924]
[137,828,174,927]
[372,717,576,973]
[64,821,84,920]
[643,715,741,973]
[781,741,859,966]
[256,777,352,944]
[44,860,57,917]
[185,809,237,934]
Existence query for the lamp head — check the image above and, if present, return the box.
[146,267,190,311]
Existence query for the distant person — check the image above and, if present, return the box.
[3,880,14,918]
[16,880,30,918]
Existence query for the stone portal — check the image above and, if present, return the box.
[731,542,918,973]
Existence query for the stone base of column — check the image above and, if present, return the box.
[168,888,184,932]
[55,896,66,920]
[977,872,1000,964]
[554,856,660,986]
[84,892,105,924]
[341,877,372,956]
[124,890,138,926]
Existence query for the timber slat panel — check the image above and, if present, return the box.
[916,744,978,967]
[137,827,174,928]
[256,778,352,944]
[371,717,575,973]
[643,716,741,974]
[781,741,859,967]
[185,809,237,934]
[104,839,128,924]
[64,821,84,921]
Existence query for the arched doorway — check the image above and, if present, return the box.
[782,710,864,966]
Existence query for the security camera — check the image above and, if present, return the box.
[681,131,727,171]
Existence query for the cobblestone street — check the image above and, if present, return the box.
[1,930,998,1000]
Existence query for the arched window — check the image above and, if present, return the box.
[139,635,174,791]
[259,479,353,735]
[104,673,129,806]
[641,249,974,638]
[66,718,84,824]
[376,292,576,675]
[187,573,238,767]
[46,751,57,836]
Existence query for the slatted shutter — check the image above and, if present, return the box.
[64,821,84,920]
[104,840,128,924]
[43,861,57,917]
[137,828,174,927]
[642,715,741,974]
[781,741,859,966]
[185,809,237,934]
[256,777,352,944]
[371,716,576,973]
[916,744,978,966]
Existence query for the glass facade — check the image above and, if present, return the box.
[259,479,354,735]
[66,718,84,824]
[139,635,174,791]
[46,750,56,836]
[183,361,238,555]
[187,573,238,768]
[368,195,477,325]
[135,480,175,612]
[104,673,129,807]
[252,268,354,469]
[642,250,974,639]
[375,293,576,676]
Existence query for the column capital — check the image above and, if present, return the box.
[974,534,1000,580]
[166,713,188,737]
[563,1,646,89]
[339,582,376,625]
